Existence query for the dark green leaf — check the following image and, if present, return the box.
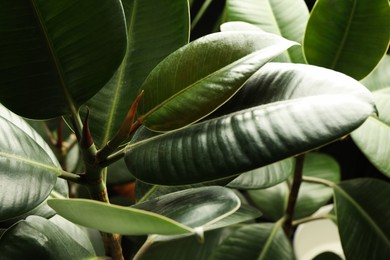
[248,153,340,220]
[224,0,309,63]
[138,31,297,131]
[0,0,127,118]
[210,222,293,260]
[125,63,374,185]
[85,0,190,147]
[334,178,390,260]
[227,158,293,190]
[0,216,94,259]
[361,54,390,91]
[352,91,390,178]
[0,104,62,222]
[303,0,390,80]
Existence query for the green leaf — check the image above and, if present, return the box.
[85,0,190,148]
[132,186,240,229]
[48,199,192,236]
[361,54,390,91]
[210,221,294,260]
[224,0,309,63]
[303,0,390,80]
[248,153,340,220]
[138,31,297,131]
[0,104,62,222]
[125,63,374,185]
[138,227,238,260]
[0,0,127,118]
[0,216,94,259]
[48,187,240,236]
[333,178,390,260]
[50,215,95,255]
[227,158,293,190]
[352,91,390,178]
[0,177,68,228]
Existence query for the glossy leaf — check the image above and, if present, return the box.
[50,215,95,254]
[303,0,390,80]
[352,90,390,178]
[210,222,293,260]
[227,158,293,190]
[248,153,340,220]
[334,178,390,259]
[0,216,94,259]
[48,187,239,235]
[85,0,190,147]
[138,31,297,131]
[224,0,309,63]
[0,104,62,222]
[361,54,390,91]
[0,0,127,119]
[125,63,374,185]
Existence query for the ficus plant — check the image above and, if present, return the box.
[0,0,389,259]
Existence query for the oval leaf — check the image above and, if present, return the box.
[138,31,297,131]
[303,0,390,80]
[0,105,62,221]
[85,0,190,147]
[48,199,192,236]
[0,0,127,118]
[333,178,390,259]
[352,91,390,177]
[125,63,374,185]
[0,216,94,259]
[210,222,293,260]
[224,0,309,63]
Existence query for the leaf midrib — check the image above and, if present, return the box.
[258,219,285,260]
[334,184,390,246]
[330,0,357,69]
[29,0,78,114]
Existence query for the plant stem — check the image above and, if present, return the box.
[283,154,305,237]
[58,170,84,183]
[292,214,335,226]
[133,236,155,260]
[99,147,127,168]
[302,176,335,187]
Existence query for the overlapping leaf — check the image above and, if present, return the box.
[125,63,374,185]
[0,0,127,118]
[48,187,240,236]
[303,0,390,80]
[352,90,390,178]
[334,178,390,259]
[138,31,297,131]
[248,153,340,220]
[0,104,62,222]
[210,222,294,260]
[361,54,390,91]
[0,216,95,259]
[85,0,190,147]
[224,0,309,63]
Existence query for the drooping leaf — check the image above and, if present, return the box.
[125,63,374,185]
[138,31,297,131]
[227,158,293,190]
[85,0,190,148]
[333,178,390,260]
[0,0,127,118]
[48,187,240,236]
[352,90,390,178]
[0,104,62,222]
[224,0,309,63]
[361,54,390,91]
[248,153,340,220]
[303,0,390,80]
[0,216,94,259]
[210,221,294,260]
